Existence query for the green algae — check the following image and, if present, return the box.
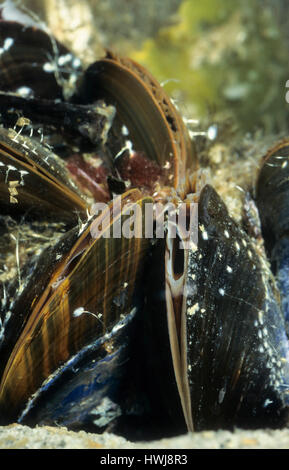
[131,0,289,132]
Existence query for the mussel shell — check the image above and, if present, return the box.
[0,189,152,425]
[76,51,196,196]
[0,21,81,99]
[0,127,87,220]
[0,224,80,381]
[256,140,289,329]
[256,139,289,256]
[1,18,287,438]
[185,185,289,430]
[17,308,141,432]
[144,184,289,432]
[0,92,110,147]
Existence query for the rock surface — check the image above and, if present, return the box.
[0,424,288,449]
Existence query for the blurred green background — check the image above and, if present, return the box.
[14,0,289,133]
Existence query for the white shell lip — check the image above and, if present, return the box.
[165,223,193,432]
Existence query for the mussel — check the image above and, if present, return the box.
[144,184,289,433]
[256,140,289,355]
[0,17,288,441]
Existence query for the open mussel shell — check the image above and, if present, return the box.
[144,184,289,432]
[0,189,152,430]
[0,126,87,221]
[0,21,81,99]
[77,51,196,196]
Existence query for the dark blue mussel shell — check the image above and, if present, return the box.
[0,20,81,99]
[143,185,289,432]
[17,308,144,433]
[257,140,289,328]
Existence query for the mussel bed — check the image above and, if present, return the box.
[0,18,288,442]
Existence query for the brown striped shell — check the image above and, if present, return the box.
[0,20,196,434]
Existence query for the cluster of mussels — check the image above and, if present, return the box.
[0,17,288,442]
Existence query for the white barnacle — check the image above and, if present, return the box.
[219,288,225,296]
[226,265,232,273]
